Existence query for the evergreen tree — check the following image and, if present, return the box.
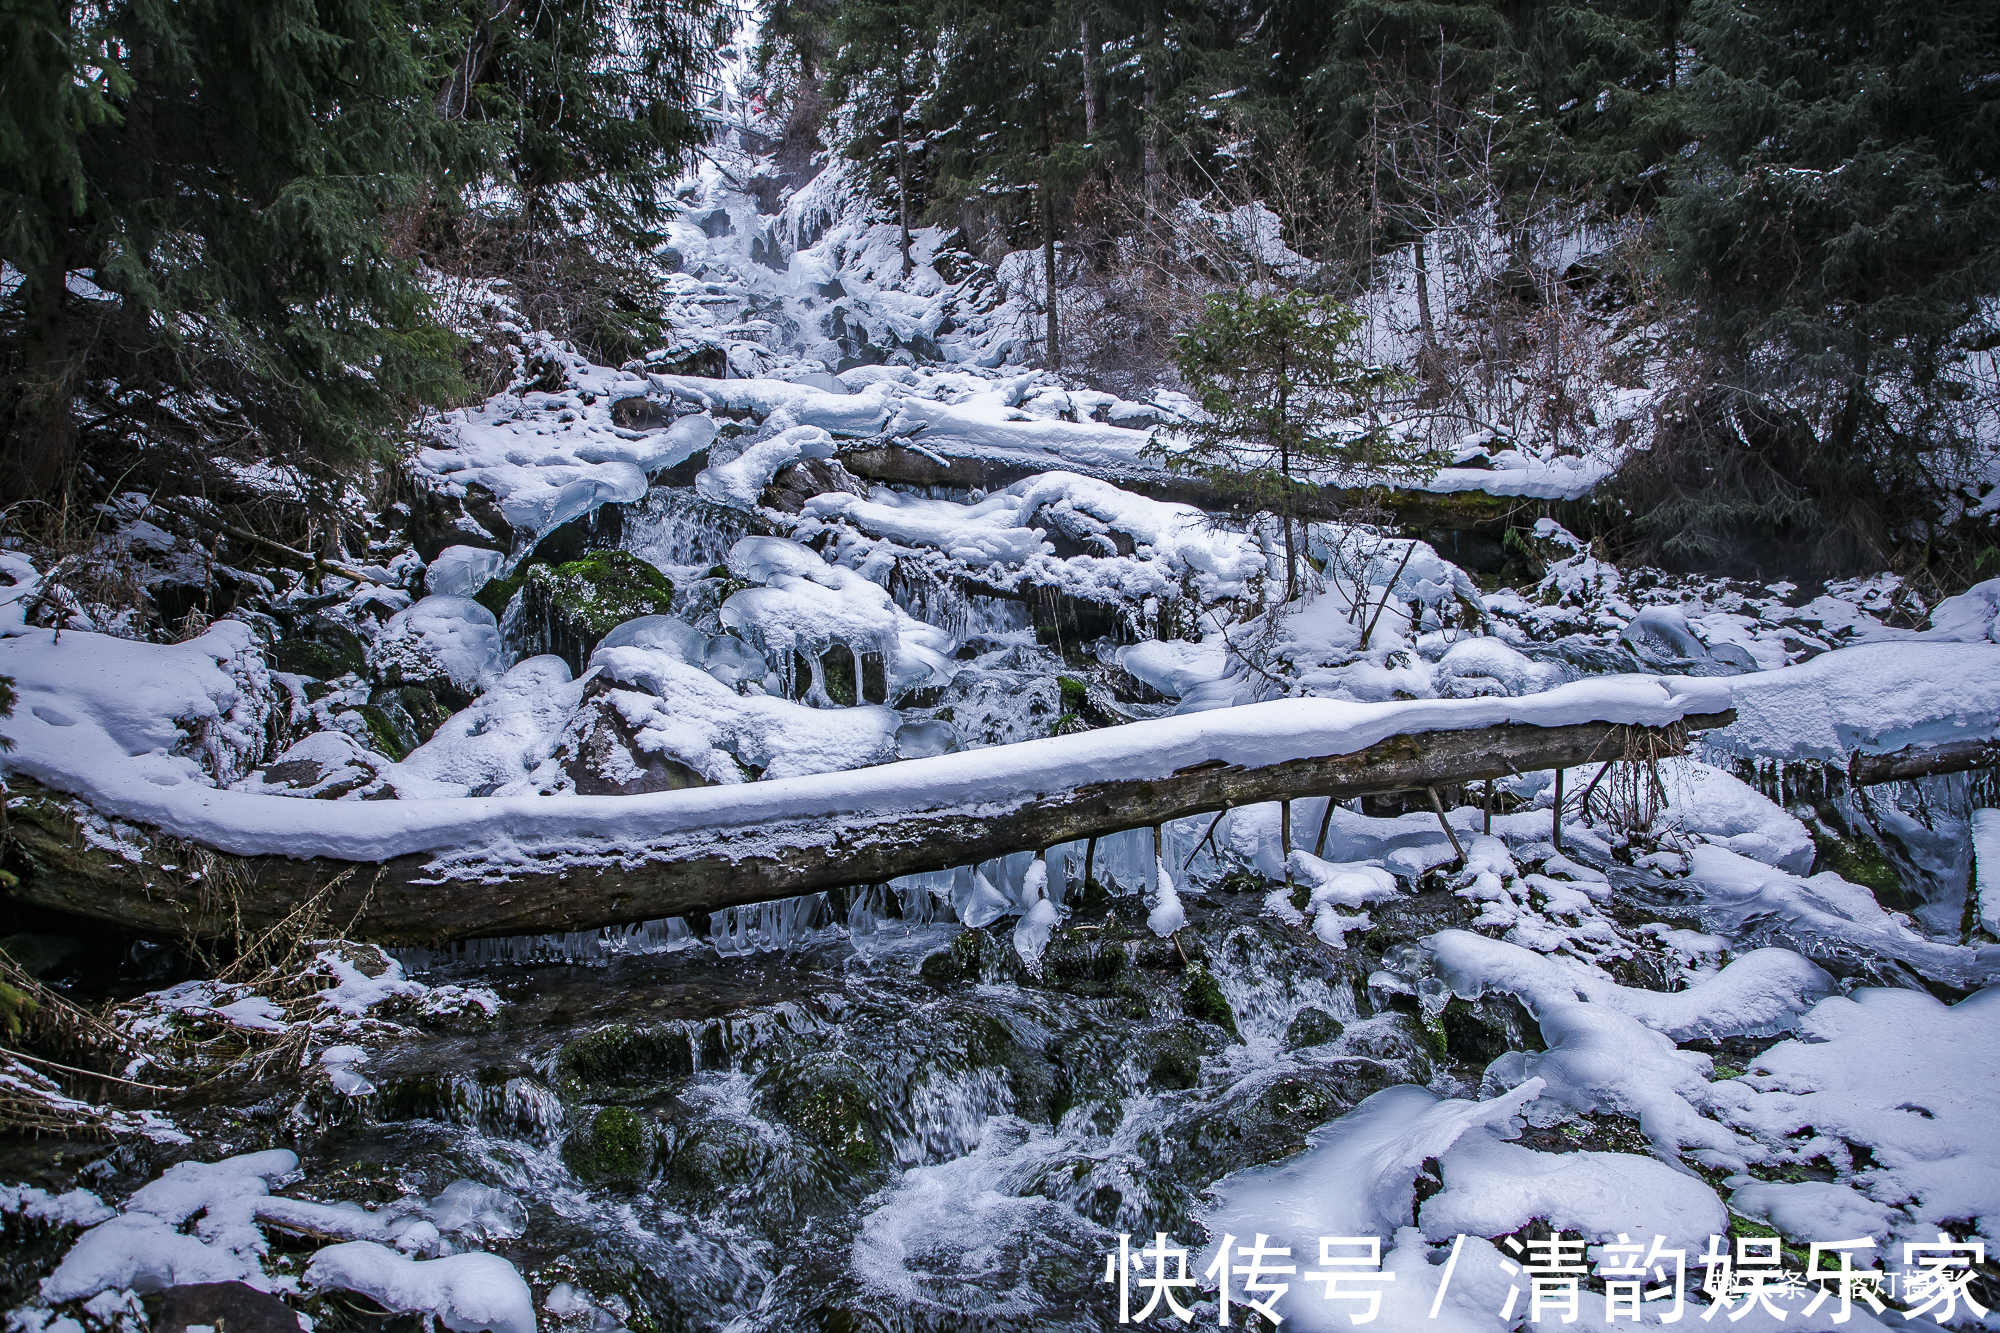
[1639,0,2000,569]
[826,0,939,279]
[1146,290,1430,598]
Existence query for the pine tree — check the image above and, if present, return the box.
[1146,290,1431,599]
[826,0,939,279]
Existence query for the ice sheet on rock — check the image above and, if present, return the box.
[1430,929,1836,1040]
[697,422,837,510]
[370,596,504,699]
[1683,845,2000,989]
[305,1243,535,1333]
[1706,986,2000,1243]
[1421,1130,1728,1253]
[1972,808,2000,938]
[424,545,505,599]
[395,655,586,796]
[1434,636,1569,698]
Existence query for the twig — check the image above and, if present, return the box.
[1426,787,1467,867]
[1182,807,1229,874]
[1,1047,183,1092]
[150,498,378,586]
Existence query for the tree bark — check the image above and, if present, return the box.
[1043,169,1061,371]
[1080,14,1100,136]
[3,253,76,509]
[895,60,913,281]
[3,714,1733,946]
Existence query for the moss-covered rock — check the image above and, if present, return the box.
[517,550,676,674]
[920,926,1004,987]
[271,616,367,679]
[1284,1007,1345,1049]
[761,1055,884,1167]
[1146,1023,1213,1090]
[563,1105,652,1183]
[1180,964,1238,1037]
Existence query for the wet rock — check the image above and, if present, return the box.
[1284,1007,1346,1049]
[610,395,668,431]
[158,1282,303,1333]
[757,1054,884,1168]
[0,933,80,978]
[1180,964,1238,1038]
[1338,1012,1439,1083]
[645,340,727,380]
[1145,1023,1217,1091]
[920,927,1005,988]
[1439,994,1543,1067]
[404,482,513,564]
[366,684,453,752]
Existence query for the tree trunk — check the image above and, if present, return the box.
[435,0,521,120]
[1414,233,1439,366]
[1043,178,1061,371]
[1080,14,1100,135]
[2,713,1735,946]
[895,64,913,280]
[1142,7,1161,225]
[3,254,76,508]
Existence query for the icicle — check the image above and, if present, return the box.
[1012,859,1059,978]
[1147,855,1186,938]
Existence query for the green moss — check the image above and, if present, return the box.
[563,1105,650,1182]
[1050,711,1090,736]
[271,618,367,679]
[1290,880,1311,912]
[1284,1007,1344,1049]
[821,645,857,706]
[1057,675,1087,711]
[346,704,413,761]
[921,927,999,987]
[1807,814,1911,912]
[472,569,527,620]
[1181,964,1238,1037]
[524,550,675,640]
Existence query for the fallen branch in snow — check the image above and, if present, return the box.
[148,497,380,586]
[1,709,1731,946]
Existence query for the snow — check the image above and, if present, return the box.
[1708,986,2000,1245]
[1429,928,1838,1040]
[369,596,505,699]
[1653,758,1815,872]
[1706,641,2000,763]
[0,626,1732,872]
[1484,1001,1747,1163]
[304,1244,535,1333]
[425,545,505,598]
[1973,808,2000,938]
[0,1187,114,1228]
[1420,1129,1727,1253]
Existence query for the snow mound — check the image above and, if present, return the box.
[1430,929,1837,1040]
[305,1244,535,1333]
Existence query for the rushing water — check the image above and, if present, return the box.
[41,875,1469,1333]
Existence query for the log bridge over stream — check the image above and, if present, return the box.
[5,692,1752,947]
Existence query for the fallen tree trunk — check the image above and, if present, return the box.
[1849,737,2000,788]
[3,712,1729,947]
[838,442,1579,536]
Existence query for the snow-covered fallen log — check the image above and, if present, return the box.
[2,666,1731,945]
